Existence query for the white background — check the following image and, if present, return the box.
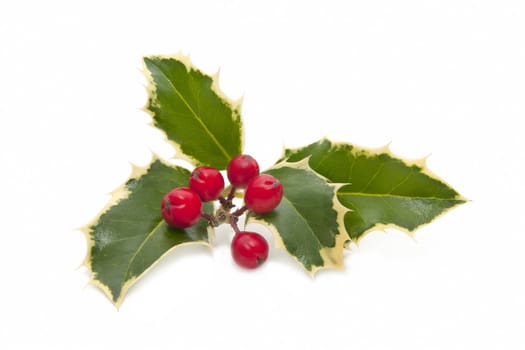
[1,1,524,349]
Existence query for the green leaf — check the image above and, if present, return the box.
[82,158,212,307]
[246,160,349,273]
[144,54,243,169]
[281,139,466,240]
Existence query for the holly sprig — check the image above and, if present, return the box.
[82,54,465,307]
[162,157,283,269]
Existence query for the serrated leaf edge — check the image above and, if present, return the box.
[79,155,213,308]
[141,52,244,168]
[328,139,468,243]
[247,158,351,275]
[281,138,468,243]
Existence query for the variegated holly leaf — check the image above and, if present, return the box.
[246,160,349,273]
[144,54,243,170]
[82,158,212,307]
[280,138,466,240]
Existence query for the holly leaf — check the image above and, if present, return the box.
[82,158,212,307]
[144,54,243,170]
[281,139,466,240]
[246,160,349,273]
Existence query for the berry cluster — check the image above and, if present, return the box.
[161,155,283,269]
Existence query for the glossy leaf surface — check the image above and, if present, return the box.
[282,139,466,240]
[83,158,211,307]
[144,55,243,169]
[246,161,349,273]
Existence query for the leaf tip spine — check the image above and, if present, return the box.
[87,276,120,309]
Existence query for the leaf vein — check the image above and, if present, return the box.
[281,196,323,249]
[359,163,385,192]
[120,220,164,285]
[387,168,414,194]
[154,63,231,161]
[346,150,358,181]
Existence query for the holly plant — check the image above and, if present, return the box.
[81,54,466,308]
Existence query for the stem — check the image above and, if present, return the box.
[230,215,241,234]
[227,186,237,201]
[211,191,248,234]
[201,212,219,227]
[215,208,228,224]
[219,187,237,210]
[229,205,248,234]
[218,196,228,207]
[232,206,248,217]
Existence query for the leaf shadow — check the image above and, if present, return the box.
[121,243,213,303]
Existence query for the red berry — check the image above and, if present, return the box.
[227,154,259,188]
[244,174,283,213]
[231,231,269,269]
[189,166,225,201]
[161,188,202,228]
